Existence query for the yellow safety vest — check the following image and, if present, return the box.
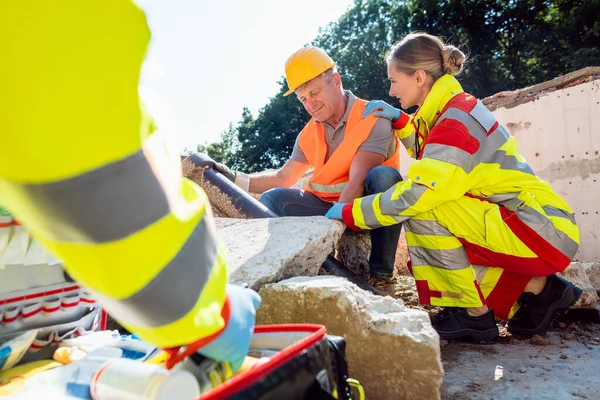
[0,0,228,350]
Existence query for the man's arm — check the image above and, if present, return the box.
[338,151,385,203]
[248,159,311,194]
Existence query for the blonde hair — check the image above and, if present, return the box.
[387,32,467,80]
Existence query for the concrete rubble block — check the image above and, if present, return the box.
[214,217,345,291]
[256,276,443,400]
[559,262,600,309]
[336,228,410,277]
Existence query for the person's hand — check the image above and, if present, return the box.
[325,202,346,221]
[362,100,402,122]
[197,284,261,371]
[192,153,237,183]
[191,153,250,191]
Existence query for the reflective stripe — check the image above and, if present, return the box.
[93,216,218,328]
[477,126,510,160]
[361,195,381,228]
[404,218,453,237]
[469,101,497,133]
[18,150,169,244]
[409,246,471,270]
[379,182,428,216]
[424,143,474,172]
[483,192,521,205]
[400,131,416,151]
[309,181,348,194]
[437,108,487,142]
[486,149,535,175]
[516,205,580,259]
[542,205,577,225]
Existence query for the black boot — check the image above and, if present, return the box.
[431,308,499,343]
[507,274,582,338]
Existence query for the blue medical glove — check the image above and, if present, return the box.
[362,100,402,122]
[197,284,261,371]
[325,202,346,221]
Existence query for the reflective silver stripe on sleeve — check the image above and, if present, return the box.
[542,205,577,225]
[408,245,471,270]
[469,101,497,133]
[19,150,169,243]
[486,149,536,175]
[309,181,348,194]
[400,131,417,151]
[93,215,219,328]
[379,182,427,216]
[423,143,475,173]
[404,218,454,237]
[436,108,487,142]
[360,195,381,229]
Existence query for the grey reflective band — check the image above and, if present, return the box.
[19,150,169,243]
[469,101,497,133]
[424,143,474,172]
[516,205,580,259]
[309,181,348,193]
[94,216,219,328]
[484,192,522,209]
[436,108,487,142]
[486,149,536,175]
[400,132,417,151]
[360,195,382,229]
[542,205,577,225]
[379,182,427,217]
[408,245,471,270]
[405,218,453,237]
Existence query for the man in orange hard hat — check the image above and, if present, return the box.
[201,46,404,294]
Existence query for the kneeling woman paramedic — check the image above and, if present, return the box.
[326,32,581,342]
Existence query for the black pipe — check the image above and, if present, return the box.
[321,257,385,296]
[185,152,384,296]
[186,153,278,219]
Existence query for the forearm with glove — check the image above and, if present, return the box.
[0,0,258,371]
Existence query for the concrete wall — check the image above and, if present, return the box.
[398,78,600,262]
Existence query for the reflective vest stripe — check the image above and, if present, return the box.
[16,150,169,243]
[469,101,497,133]
[92,214,219,328]
[308,181,348,194]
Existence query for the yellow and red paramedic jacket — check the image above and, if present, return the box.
[341,74,579,267]
[0,0,229,363]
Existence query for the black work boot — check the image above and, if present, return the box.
[431,308,499,343]
[507,274,582,338]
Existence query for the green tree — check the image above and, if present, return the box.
[197,0,600,171]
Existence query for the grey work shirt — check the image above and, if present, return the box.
[290,90,396,164]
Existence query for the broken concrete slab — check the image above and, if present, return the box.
[560,263,600,309]
[256,276,443,400]
[336,229,410,278]
[571,262,600,292]
[215,217,345,291]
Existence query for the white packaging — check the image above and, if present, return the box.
[91,359,200,400]
[25,356,107,399]
[23,237,50,266]
[0,330,38,371]
[0,208,12,258]
[0,222,29,266]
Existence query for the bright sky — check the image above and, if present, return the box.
[137,0,354,152]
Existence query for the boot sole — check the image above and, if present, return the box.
[508,282,583,338]
[437,327,500,344]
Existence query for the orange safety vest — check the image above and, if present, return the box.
[298,98,401,202]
